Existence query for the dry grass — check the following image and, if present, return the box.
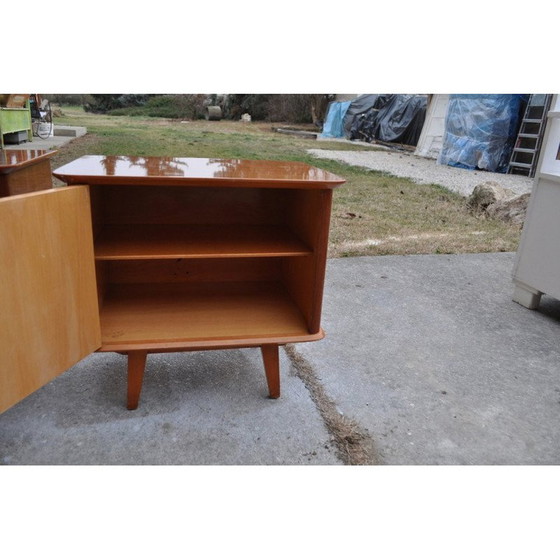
[329,169,521,258]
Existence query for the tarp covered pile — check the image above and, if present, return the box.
[320,94,428,146]
[438,94,527,173]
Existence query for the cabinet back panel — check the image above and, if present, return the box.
[95,185,288,226]
[107,257,282,284]
[95,260,110,309]
[89,183,105,240]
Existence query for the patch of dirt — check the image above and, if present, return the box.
[284,344,380,465]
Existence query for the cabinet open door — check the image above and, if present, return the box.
[0,186,101,414]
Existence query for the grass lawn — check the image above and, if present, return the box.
[52,106,522,258]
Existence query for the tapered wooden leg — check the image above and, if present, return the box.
[261,344,280,399]
[127,351,148,410]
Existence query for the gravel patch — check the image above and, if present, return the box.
[308,148,534,197]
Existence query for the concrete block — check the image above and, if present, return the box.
[53,126,87,138]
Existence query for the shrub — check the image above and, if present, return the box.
[107,95,207,119]
[222,94,332,124]
[44,94,95,106]
[223,95,269,121]
[267,94,330,124]
[84,94,150,113]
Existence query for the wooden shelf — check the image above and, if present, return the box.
[94,224,312,260]
[99,281,317,350]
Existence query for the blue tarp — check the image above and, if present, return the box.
[320,101,352,138]
[438,94,527,173]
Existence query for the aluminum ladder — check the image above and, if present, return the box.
[507,94,552,177]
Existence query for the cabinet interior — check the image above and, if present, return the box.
[89,184,331,350]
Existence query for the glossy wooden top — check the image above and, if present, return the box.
[0,149,57,173]
[53,155,345,188]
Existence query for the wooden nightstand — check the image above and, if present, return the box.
[0,155,344,414]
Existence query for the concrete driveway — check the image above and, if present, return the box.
[2,252,559,465]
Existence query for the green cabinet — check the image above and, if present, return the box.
[0,100,32,149]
